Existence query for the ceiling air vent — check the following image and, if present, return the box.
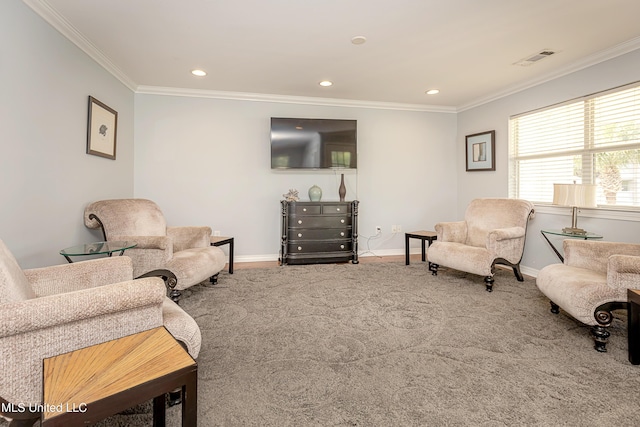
[513,49,556,66]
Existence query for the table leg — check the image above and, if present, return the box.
[628,290,640,365]
[182,371,198,427]
[541,231,564,263]
[421,239,426,262]
[405,234,410,265]
[228,238,234,274]
[153,394,166,427]
[211,238,234,274]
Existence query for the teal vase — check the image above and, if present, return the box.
[309,185,322,201]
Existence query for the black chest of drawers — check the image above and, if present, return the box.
[280,200,359,265]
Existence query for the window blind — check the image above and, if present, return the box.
[509,81,640,208]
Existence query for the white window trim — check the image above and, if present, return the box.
[510,80,640,210]
[534,203,640,222]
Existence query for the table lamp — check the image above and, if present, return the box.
[552,183,597,235]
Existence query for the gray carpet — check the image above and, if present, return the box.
[8,262,640,426]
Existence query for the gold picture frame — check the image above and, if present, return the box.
[465,130,495,171]
[87,96,118,160]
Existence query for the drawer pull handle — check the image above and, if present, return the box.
[298,233,303,237]
[297,246,303,251]
[303,208,307,212]
[340,232,345,236]
[340,245,345,249]
[337,208,341,211]
[298,220,303,224]
[340,219,345,224]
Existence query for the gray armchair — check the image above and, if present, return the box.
[536,239,640,352]
[427,198,535,291]
[84,198,226,302]
[0,239,201,427]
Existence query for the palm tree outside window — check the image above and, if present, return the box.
[509,81,640,208]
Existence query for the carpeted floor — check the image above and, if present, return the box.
[7,262,640,426]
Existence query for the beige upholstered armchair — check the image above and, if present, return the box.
[0,239,201,427]
[84,198,226,302]
[536,240,640,352]
[427,198,535,291]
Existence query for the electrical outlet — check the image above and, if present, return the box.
[391,225,397,233]
[396,225,402,233]
[214,230,221,236]
[375,225,382,234]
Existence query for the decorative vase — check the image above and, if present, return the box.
[309,185,322,201]
[339,173,346,202]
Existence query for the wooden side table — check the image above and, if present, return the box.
[628,289,640,365]
[211,236,234,274]
[42,327,197,427]
[405,231,437,265]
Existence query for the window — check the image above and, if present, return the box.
[509,82,640,208]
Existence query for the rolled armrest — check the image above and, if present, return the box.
[608,254,640,290]
[111,235,171,250]
[0,277,166,338]
[108,235,173,277]
[488,226,525,241]
[25,256,134,297]
[486,227,526,262]
[167,226,212,251]
[564,240,640,273]
[435,221,467,243]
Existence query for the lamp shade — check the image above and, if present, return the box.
[553,183,597,208]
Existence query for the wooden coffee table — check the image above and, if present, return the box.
[42,327,197,426]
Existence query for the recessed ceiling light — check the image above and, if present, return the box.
[425,89,440,95]
[191,69,207,77]
[351,36,367,45]
[319,80,333,87]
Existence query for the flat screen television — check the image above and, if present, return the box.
[270,118,357,169]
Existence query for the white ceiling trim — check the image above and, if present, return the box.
[458,36,640,112]
[22,0,138,91]
[23,0,640,113]
[135,86,457,113]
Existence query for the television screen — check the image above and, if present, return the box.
[271,118,357,169]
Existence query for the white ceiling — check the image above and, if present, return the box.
[24,0,640,110]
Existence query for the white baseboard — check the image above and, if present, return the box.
[233,249,541,278]
[234,254,280,263]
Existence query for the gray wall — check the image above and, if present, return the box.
[457,49,640,275]
[133,95,458,261]
[4,0,640,274]
[1,0,135,267]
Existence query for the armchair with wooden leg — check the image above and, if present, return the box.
[0,239,201,426]
[84,198,226,303]
[536,239,640,353]
[427,198,535,292]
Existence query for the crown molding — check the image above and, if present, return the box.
[135,86,457,113]
[23,0,640,112]
[458,36,640,112]
[21,0,138,92]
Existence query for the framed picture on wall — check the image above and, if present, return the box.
[87,96,118,160]
[465,130,495,171]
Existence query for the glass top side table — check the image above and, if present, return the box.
[60,241,137,263]
[540,229,603,262]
